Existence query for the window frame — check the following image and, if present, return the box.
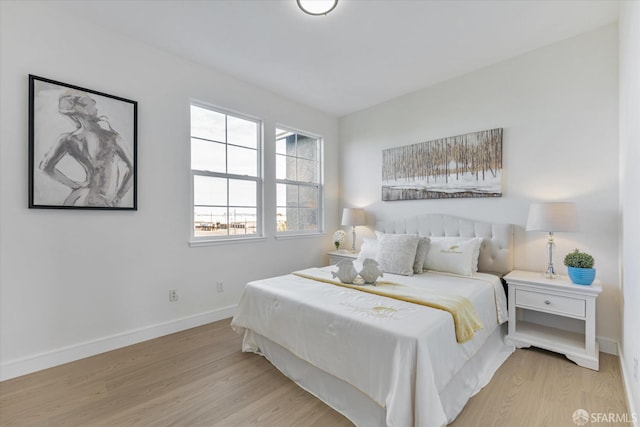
[189,100,264,245]
[275,125,324,237]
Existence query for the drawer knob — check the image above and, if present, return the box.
[544,300,551,305]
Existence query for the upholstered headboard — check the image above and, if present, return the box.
[376,213,514,276]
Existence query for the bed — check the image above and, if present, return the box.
[231,214,515,426]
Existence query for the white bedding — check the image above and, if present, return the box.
[231,265,513,427]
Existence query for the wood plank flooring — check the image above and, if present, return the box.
[0,319,629,426]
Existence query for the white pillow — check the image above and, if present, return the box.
[357,237,379,261]
[425,236,483,272]
[361,232,428,274]
[413,237,431,274]
[375,234,420,276]
[424,237,483,276]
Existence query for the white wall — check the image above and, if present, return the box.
[0,1,339,380]
[619,0,640,417]
[340,26,620,350]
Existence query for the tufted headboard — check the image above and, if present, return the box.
[376,213,514,276]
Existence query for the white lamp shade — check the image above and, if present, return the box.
[526,202,578,232]
[341,208,365,226]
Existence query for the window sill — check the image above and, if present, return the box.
[189,236,267,247]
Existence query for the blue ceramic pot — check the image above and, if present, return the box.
[567,267,595,285]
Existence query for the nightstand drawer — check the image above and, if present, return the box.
[515,289,585,317]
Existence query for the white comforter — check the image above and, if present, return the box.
[231,267,509,427]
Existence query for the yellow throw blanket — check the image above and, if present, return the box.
[293,272,483,343]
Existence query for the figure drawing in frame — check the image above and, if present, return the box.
[29,75,137,209]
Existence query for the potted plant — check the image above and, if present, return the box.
[563,249,595,285]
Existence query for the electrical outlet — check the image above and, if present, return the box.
[169,289,179,302]
[216,281,224,293]
[634,356,638,382]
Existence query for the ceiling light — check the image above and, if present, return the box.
[297,0,338,16]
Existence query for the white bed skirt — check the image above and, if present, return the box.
[242,323,513,427]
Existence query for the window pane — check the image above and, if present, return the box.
[297,158,317,183]
[277,183,298,208]
[297,136,317,160]
[229,179,256,207]
[285,208,299,231]
[276,183,287,207]
[276,154,295,180]
[191,105,225,142]
[298,186,318,208]
[298,208,318,230]
[194,175,227,206]
[276,154,286,180]
[276,136,287,155]
[227,208,257,235]
[286,184,298,207]
[276,208,288,232]
[191,138,225,173]
[228,145,257,176]
[276,131,296,155]
[194,206,228,237]
[286,156,297,180]
[227,116,257,149]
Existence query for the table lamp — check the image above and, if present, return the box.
[341,208,365,253]
[526,202,577,278]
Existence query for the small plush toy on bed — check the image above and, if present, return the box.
[331,259,358,284]
[359,258,383,285]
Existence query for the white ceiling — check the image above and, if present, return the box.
[54,0,619,117]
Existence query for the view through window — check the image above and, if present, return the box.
[276,128,322,234]
[191,104,261,239]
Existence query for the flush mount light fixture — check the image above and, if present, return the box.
[297,0,338,16]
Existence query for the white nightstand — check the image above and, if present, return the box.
[328,250,359,265]
[504,270,602,371]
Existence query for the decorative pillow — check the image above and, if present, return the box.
[357,237,379,261]
[413,237,431,274]
[375,234,420,276]
[424,237,483,276]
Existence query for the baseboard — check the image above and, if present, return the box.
[0,305,237,382]
[598,336,619,355]
[618,343,640,427]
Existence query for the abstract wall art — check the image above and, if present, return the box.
[382,128,503,201]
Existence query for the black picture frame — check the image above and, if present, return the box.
[29,75,137,210]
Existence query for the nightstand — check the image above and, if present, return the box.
[504,270,602,370]
[327,250,359,265]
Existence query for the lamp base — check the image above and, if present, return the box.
[543,232,558,279]
[351,226,357,253]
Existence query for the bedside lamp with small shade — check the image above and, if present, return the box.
[341,208,365,253]
[526,202,578,278]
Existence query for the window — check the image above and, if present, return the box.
[276,127,323,234]
[191,103,261,240]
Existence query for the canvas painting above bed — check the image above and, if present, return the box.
[381,128,503,201]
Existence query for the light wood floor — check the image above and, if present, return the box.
[0,319,629,426]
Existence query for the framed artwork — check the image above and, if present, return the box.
[29,75,137,210]
[382,128,503,201]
